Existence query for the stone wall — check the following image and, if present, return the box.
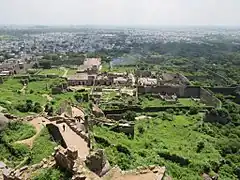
[200,88,222,108]
[105,114,123,121]
[46,123,67,148]
[47,116,90,148]
[178,73,191,85]
[91,118,135,137]
[138,86,183,96]
[137,85,201,97]
[137,85,220,107]
[208,86,239,96]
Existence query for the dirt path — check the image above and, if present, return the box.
[114,173,158,180]
[72,107,85,119]
[62,67,69,78]
[20,85,27,95]
[55,122,89,159]
[42,94,53,101]
[15,117,50,148]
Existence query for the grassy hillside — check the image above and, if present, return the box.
[93,113,239,180]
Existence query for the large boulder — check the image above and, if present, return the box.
[0,113,9,131]
[92,104,104,118]
[85,149,111,177]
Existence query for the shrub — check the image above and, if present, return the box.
[33,102,43,113]
[123,111,136,121]
[196,141,205,153]
[33,168,63,180]
[116,144,131,155]
[189,106,199,115]
[11,143,30,158]
[158,151,190,166]
[1,121,36,143]
[137,125,145,134]
[162,113,173,121]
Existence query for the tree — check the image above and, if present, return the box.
[47,106,54,116]
[26,100,33,111]
[33,168,62,180]
[197,141,205,153]
[123,111,136,121]
[189,106,199,115]
[33,102,43,113]
[45,103,50,112]
[39,60,52,69]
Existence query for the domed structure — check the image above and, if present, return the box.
[0,113,9,131]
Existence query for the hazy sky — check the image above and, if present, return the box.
[0,0,240,26]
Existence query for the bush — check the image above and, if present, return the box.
[189,106,199,115]
[158,151,190,166]
[123,111,136,121]
[1,121,36,143]
[162,113,173,121]
[16,100,43,113]
[33,168,63,180]
[33,102,43,113]
[11,143,30,158]
[31,128,57,164]
[196,141,205,153]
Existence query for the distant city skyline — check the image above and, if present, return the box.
[1,0,240,26]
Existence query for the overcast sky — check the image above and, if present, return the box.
[0,0,240,26]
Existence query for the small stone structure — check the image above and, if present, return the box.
[54,146,78,173]
[85,149,111,177]
[2,157,56,180]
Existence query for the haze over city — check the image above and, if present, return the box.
[0,0,240,26]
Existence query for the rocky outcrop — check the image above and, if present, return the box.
[85,149,111,177]
[92,104,105,118]
[2,157,56,180]
[54,146,101,180]
[54,146,78,173]
[0,113,9,131]
[102,165,167,180]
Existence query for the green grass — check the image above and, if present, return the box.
[93,114,226,179]
[178,98,204,106]
[140,97,205,108]
[66,69,77,75]
[0,78,64,116]
[111,66,135,73]
[100,63,110,72]
[32,167,71,180]
[0,123,58,168]
[0,121,35,167]
[52,92,76,110]
[38,68,65,76]
[31,128,58,164]
[1,121,36,143]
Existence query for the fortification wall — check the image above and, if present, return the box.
[137,85,201,98]
[138,86,182,96]
[184,86,201,98]
[200,88,222,108]
[207,86,239,96]
[46,123,67,148]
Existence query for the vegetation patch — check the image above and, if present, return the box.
[0,121,35,167]
[32,167,71,180]
[1,121,36,143]
[38,68,65,76]
[31,128,58,164]
[93,114,239,179]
